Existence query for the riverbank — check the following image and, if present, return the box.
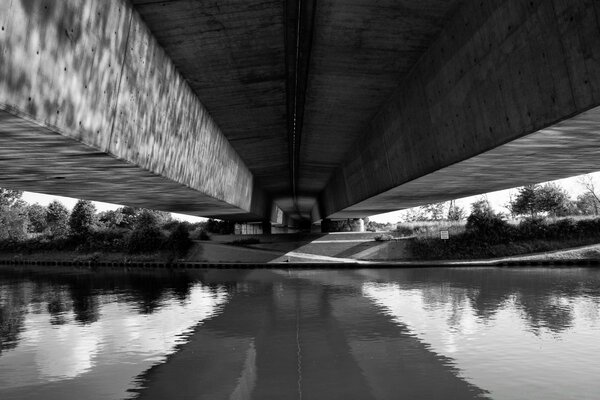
[1,235,599,268]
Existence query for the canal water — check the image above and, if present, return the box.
[1,266,599,399]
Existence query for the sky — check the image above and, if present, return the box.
[19,170,600,224]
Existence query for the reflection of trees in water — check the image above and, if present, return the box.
[46,287,73,325]
[515,294,574,334]
[0,282,29,353]
[0,269,202,351]
[379,268,600,334]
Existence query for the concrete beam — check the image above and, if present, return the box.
[0,0,269,220]
[319,0,600,218]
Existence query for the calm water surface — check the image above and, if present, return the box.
[1,266,599,399]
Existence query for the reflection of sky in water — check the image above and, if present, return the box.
[363,282,600,400]
[0,284,228,399]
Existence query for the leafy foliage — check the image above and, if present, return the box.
[206,218,235,234]
[127,210,163,253]
[26,204,48,233]
[509,183,570,218]
[0,207,28,241]
[465,198,511,242]
[166,223,193,257]
[46,200,70,238]
[98,209,124,229]
[0,189,28,241]
[447,203,466,221]
[0,188,24,209]
[69,200,98,238]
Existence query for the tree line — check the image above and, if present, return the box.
[0,188,197,257]
[397,178,600,224]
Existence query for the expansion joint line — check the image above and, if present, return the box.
[291,0,303,208]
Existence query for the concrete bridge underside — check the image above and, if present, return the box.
[1,0,600,224]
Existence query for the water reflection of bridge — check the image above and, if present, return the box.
[134,269,489,400]
[2,267,600,399]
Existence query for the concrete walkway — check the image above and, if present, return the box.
[186,240,600,266]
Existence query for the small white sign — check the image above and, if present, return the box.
[440,230,449,240]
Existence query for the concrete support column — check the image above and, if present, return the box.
[321,218,365,233]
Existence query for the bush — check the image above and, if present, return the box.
[575,218,600,236]
[396,226,415,237]
[166,223,193,257]
[206,218,235,234]
[69,200,97,240]
[230,238,260,246]
[515,217,546,240]
[374,234,394,241]
[465,199,512,243]
[78,228,128,252]
[128,225,163,253]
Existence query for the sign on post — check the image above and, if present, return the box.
[440,230,449,240]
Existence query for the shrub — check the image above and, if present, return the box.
[396,226,415,237]
[127,212,164,253]
[230,238,260,246]
[128,225,163,253]
[465,199,511,243]
[46,201,70,238]
[206,218,235,234]
[78,228,128,252]
[516,217,547,240]
[166,223,193,257]
[69,200,97,239]
[374,234,394,241]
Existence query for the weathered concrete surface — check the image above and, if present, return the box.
[3,0,600,222]
[321,0,600,218]
[131,0,289,197]
[300,0,463,212]
[329,106,600,218]
[131,1,464,220]
[0,0,269,219]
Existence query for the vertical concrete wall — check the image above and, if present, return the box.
[0,0,262,215]
[320,0,600,217]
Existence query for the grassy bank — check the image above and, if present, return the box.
[409,217,600,260]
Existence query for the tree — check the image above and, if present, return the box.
[27,204,48,233]
[0,188,24,209]
[69,200,97,238]
[577,175,600,215]
[206,218,235,234]
[466,197,510,241]
[98,209,124,229]
[509,183,570,218]
[46,200,70,238]
[401,207,427,222]
[576,192,599,216]
[0,188,28,241]
[509,185,539,218]
[421,202,446,221]
[0,207,28,241]
[166,223,193,258]
[128,209,163,253]
[536,183,570,217]
[447,200,465,221]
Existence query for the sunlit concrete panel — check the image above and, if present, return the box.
[320,0,600,219]
[0,0,268,219]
